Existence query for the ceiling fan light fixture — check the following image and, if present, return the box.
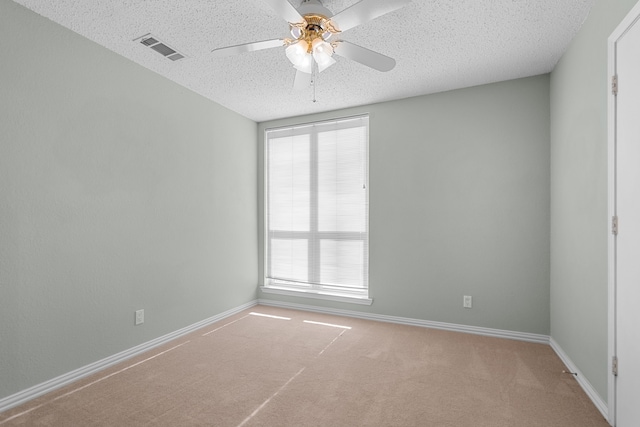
[312,38,335,72]
[293,53,314,73]
[286,40,309,65]
[315,54,336,72]
[312,38,333,55]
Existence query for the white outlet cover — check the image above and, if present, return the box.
[463,296,473,308]
[135,309,144,325]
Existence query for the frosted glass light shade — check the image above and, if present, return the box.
[294,53,313,73]
[312,39,336,72]
[286,40,308,64]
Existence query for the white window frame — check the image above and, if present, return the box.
[262,115,371,305]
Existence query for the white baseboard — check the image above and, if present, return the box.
[549,337,609,422]
[0,300,258,414]
[257,299,550,344]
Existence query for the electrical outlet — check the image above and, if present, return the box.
[135,309,144,325]
[463,295,472,309]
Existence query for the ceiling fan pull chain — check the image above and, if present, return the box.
[312,65,318,103]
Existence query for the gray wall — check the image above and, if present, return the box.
[259,75,551,336]
[0,2,257,399]
[549,0,638,404]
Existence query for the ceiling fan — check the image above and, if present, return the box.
[211,0,411,90]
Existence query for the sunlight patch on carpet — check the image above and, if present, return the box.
[249,312,291,320]
[303,320,352,330]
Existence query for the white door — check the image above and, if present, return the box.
[614,11,640,426]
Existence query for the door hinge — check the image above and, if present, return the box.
[612,216,619,235]
[612,356,618,376]
[612,75,618,96]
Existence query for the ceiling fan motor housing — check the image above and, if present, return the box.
[297,0,333,19]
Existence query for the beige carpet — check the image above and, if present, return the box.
[0,305,609,426]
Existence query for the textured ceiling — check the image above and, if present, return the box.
[13,0,594,122]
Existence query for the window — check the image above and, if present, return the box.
[265,115,369,301]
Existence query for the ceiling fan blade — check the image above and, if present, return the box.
[330,0,411,32]
[211,39,285,57]
[333,41,396,72]
[263,0,305,24]
[293,69,312,91]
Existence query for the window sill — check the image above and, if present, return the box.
[259,286,373,306]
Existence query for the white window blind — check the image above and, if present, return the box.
[265,115,369,298]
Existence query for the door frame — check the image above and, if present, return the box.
[608,3,640,425]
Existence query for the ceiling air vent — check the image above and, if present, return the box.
[133,33,186,61]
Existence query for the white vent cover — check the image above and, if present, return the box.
[133,33,186,61]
